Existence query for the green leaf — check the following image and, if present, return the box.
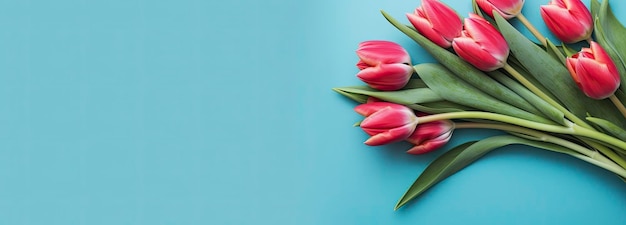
[332,88,369,103]
[404,79,429,89]
[407,101,472,114]
[494,13,626,128]
[587,117,626,142]
[416,63,554,124]
[380,11,541,116]
[489,70,566,125]
[333,86,443,105]
[395,135,578,210]
[592,0,626,93]
[561,43,577,57]
[545,39,566,65]
[506,55,560,103]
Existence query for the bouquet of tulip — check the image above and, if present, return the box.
[333,0,626,210]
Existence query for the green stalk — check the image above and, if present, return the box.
[516,13,547,46]
[418,111,626,152]
[455,123,619,168]
[609,94,626,120]
[503,64,589,127]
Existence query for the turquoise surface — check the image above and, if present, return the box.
[0,0,624,224]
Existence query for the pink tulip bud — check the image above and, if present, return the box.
[476,0,525,19]
[405,119,454,154]
[566,41,621,99]
[355,102,418,146]
[452,14,510,71]
[356,41,413,91]
[406,0,463,48]
[540,0,593,43]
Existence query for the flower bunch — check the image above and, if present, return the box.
[333,0,626,210]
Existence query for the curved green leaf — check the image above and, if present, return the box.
[395,135,579,210]
[333,86,443,105]
[380,11,540,116]
[545,39,566,65]
[332,88,368,103]
[489,70,566,125]
[415,63,554,124]
[408,101,473,114]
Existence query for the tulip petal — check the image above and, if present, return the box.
[356,63,413,90]
[360,107,416,129]
[421,0,462,41]
[464,15,510,59]
[364,123,417,146]
[354,102,408,117]
[452,37,504,71]
[406,131,453,154]
[575,57,619,99]
[356,41,411,66]
[540,5,589,43]
[590,41,619,75]
[476,0,523,19]
[407,13,451,48]
[564,0,593,28]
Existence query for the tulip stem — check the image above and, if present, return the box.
[417,111,626,152]
[516,13,547,46]
[503,64,589,127]
[455,122,625,175]
[609,94,626,119]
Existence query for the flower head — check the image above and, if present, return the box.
[405,119,454,154]
[355,102,418,146]
[476,0,525,19]
[406,0,463,48]
[540,0,593,43]
[452,14,510,71]
[356,41,413,91]
[566,41,621,99]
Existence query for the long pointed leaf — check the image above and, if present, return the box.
[333,86,443,105]
[416,63,554,124]
[396,135,581,210]
[489,70,566,125]
[332,88,369,103]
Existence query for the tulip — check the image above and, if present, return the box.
[540,0,593,43]
[452,14,510,71]
[356,41,413,91]
[476,0,525,19]
[405,119,454,154]
[406,0,463,48]
[355,102,418,146]
[566,41,621,99]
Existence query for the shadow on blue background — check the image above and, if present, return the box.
[0,0,624,224]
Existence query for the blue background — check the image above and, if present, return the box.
[0,0,625,224]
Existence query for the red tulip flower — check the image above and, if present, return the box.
[356,41,413,91]
[406,0,463,48]
[566,41,621,99]
[354,102,418,146]
[476,0,525,19]
[540,0,593,43]
[452,14,510,71]
[405,119,454,155]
